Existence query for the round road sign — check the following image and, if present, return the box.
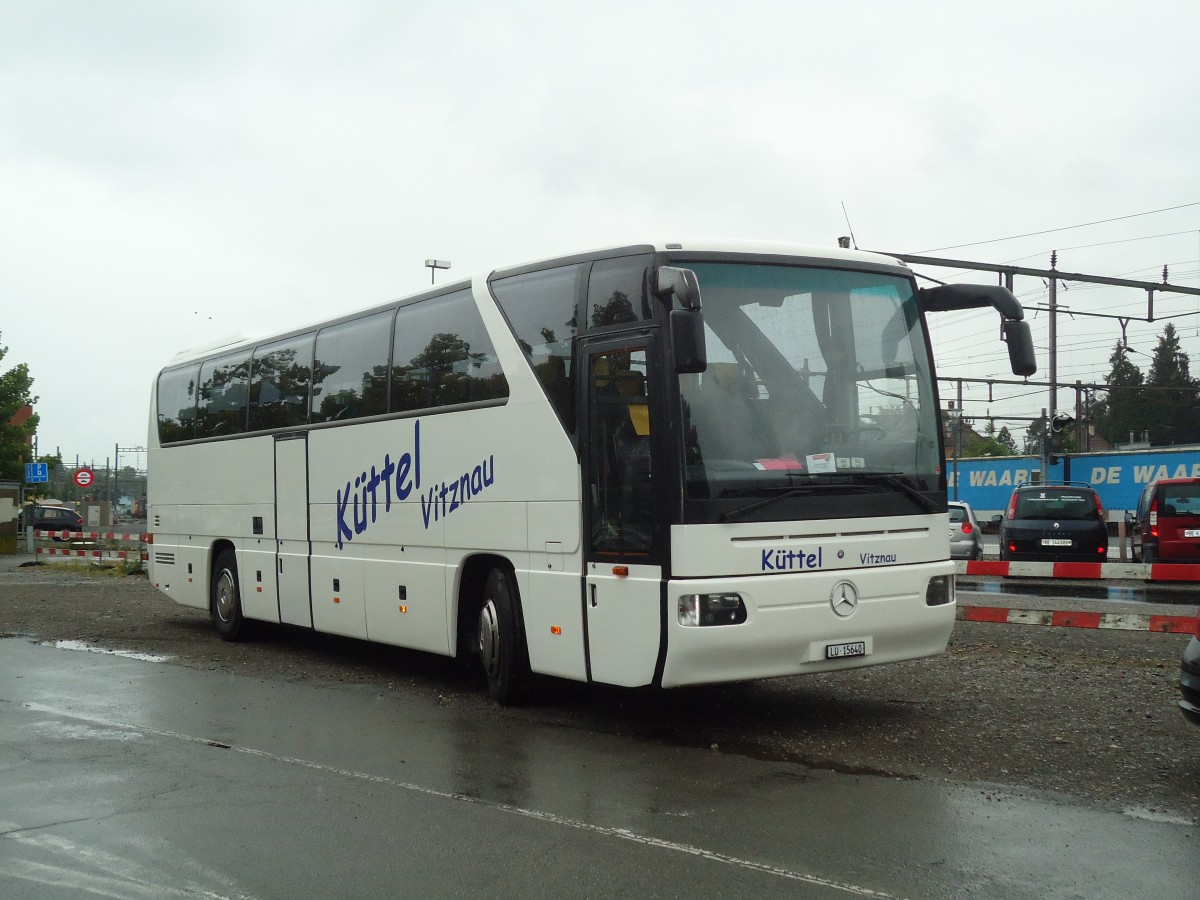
[73,467,95,488]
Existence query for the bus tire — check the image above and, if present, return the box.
[211,548,251,641]
[478,567,531,706]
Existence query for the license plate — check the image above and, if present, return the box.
[1040,538,1072,547]
[826,641,867,659]
[1185,530,1200,538]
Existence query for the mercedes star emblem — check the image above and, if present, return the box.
[830,581,859,618]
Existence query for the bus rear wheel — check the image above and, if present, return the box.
[478,567,531,706]
[211,548,251,641]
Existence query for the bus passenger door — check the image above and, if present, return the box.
[274,433,313,628]
[582,341,664,687]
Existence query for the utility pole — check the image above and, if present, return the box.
[1048,250,1058,419]
[952,380,964,500]
[1039,407,1049,482]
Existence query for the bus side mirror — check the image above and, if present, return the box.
[920,282,1038,377]
[1003,320,1037,377]
[671,308,707,374]
[655,266,702,311]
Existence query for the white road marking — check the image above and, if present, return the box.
[40,640,171,663]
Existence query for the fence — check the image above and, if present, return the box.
[31,529,148,566]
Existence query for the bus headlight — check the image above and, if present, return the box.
[678,593,747,627]
[925,575,955,607]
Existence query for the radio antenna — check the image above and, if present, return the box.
[840,202,859,249]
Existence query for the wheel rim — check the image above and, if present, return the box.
[215,569,236,623]
[479,599,500,677]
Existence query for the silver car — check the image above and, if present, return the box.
[948,501,984,560]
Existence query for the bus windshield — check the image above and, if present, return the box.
[680,262,941,520]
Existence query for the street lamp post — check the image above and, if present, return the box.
[424,259,451,284]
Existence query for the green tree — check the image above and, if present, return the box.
[0,334,39,481]
[1144,322,1198,445]
[996,425,1019,454]
[964,419,1020,457]
[1092,341,1146,447]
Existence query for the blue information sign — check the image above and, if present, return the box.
[24,462,48,483]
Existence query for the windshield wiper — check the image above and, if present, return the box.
[830,472,940,513]
[718,472,941,522]
[807,471,941,514]
[719,483,851,522]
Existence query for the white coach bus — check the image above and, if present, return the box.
[147,240,1035,704]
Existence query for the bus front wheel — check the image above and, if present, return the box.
[211,548,251,641]
[478,567,531,706]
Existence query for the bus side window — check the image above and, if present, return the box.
[249,334,313,431]
[312,311,392,423]
[392,290,509,413]
[490,264,584,432]
[157,364,201,443]
[197,352,251,436]
[587,255,654,328]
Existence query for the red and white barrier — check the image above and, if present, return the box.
[958,604,1195,633]
[957,559,1200,582]
[32,530,146,542]
[36,548,147,560]
[30,530,149,563]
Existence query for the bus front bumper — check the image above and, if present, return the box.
[660,565,955,689]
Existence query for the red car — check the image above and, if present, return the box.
[1129,477,1200,563]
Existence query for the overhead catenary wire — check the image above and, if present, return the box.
[917,202,1200,254]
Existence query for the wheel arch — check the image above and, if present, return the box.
[209,538,236,579]
[454,553,519,659]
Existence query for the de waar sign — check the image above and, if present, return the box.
[947,447,1200,512]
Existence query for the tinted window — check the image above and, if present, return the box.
[157,364,201,443]
[197,352,251,437]
[949,506,967,523]
[391,289,508,412]
[587,255,654,329]
[312,311,392,423]
[1160,482,1200,516]
[1014,491,1098,521]
[249,334,313,431]
[490,264,583,431]
[588,347,654,554]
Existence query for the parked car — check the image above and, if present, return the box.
[1127,477,1200,563]
[948,500,984,560]
[1180,610,1200,727]
[997,482,1108,562]
[17,504,84,539]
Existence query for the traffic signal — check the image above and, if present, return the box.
[1048,412,1075,457]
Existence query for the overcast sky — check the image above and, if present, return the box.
[3,0,1199,472]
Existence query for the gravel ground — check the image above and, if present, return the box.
[2,562,1198,821]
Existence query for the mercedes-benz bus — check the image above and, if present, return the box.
[147,240,1035,703]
